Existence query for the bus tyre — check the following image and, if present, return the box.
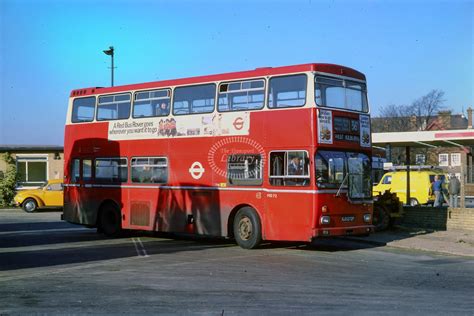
[99,203,122,237]
[233,207,262,249]
[22,198,38,213]
[410,198,419,207]
[373,205,390,232]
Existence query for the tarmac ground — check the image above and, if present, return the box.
[1,208,473,315]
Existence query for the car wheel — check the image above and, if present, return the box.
[22,198,38,213]
[233,207,262,249]
[99,203,122,237]
[410,198,419,207]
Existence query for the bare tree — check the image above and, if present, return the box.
[372,89,445,132]
[411,89,445,130]
[372,104,413,132]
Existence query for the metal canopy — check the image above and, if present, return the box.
[372,128,473,208]
[372,129,474,148]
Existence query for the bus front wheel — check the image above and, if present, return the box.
[99,203,122,237]
[233,207,262,249]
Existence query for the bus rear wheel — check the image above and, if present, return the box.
[99,203,122,237]
[233,207,262,249]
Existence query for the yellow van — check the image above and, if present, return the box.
[373,170,446,206]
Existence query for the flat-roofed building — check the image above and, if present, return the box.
[0,145,63,189]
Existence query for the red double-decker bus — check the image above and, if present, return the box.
[63,63,373,249]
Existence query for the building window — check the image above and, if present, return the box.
[227,154,263,186]
[415,154,426,165]
[17,156,48,187]
[451,153,461,167]
[131,157,168,184]
[270,151,310,186]
[438,154,449,167]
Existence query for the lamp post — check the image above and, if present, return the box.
[103,46,115,87]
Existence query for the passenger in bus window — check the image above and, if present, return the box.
[157,102,170,116]
[288,156,303,175]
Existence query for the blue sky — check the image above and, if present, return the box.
[0,0,472,145]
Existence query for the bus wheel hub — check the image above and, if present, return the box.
[238,217,252,240]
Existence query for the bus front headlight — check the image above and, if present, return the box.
[320,216,331,225]
[363,214,372,223]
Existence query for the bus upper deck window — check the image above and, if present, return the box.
[72,97,96,123]
[315,76,368,113]
[133,89,171,118]
[218,79,265,112]
[173,84,215,115]
[268,75,307,108]
[97,94,131,121]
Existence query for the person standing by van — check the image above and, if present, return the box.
[448,174,461,208]
[432,175,444,207]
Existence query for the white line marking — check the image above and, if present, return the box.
[136,238,149,257]
[0,227,88,236]
[131,237,149,257]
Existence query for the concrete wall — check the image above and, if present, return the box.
[45,153,64,180]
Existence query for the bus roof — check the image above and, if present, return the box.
[70,63,366,97]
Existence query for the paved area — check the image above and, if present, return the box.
[346,226,474,257]
[1,208,474,315]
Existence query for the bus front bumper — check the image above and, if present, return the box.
[313,225,374,238]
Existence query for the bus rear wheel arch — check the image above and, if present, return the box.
[233,206,262,249]
[98,201,122,237]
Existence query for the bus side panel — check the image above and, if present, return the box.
[261,108,315,242]
[264,192,313,241]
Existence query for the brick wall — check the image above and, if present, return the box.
[400,207,448,230]
[447,208,474,231]
[399,207,474,231]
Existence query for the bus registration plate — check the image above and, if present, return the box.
[341,216,355,222]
